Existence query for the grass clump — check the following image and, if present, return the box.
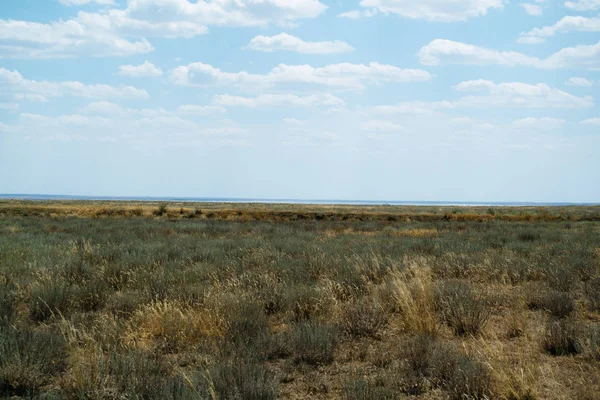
[29,282,72,323]
[388,266,439,336]
[0,325,67,397]
[154,203,168,217]
[342,378,397,400]
[437,280,492,336]
[528,288,575,319]
[342,298,388,339]
[403,335,494,399]
[543,319,581,356]
[289,321,337,366]
[585,277,600,312]
[202,358,278,400]
[0,278,17,326]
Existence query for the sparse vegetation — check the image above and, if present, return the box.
[0,201,599,399]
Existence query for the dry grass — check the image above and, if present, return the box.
[1,202,599,399]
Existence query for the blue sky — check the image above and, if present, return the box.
[0,0,599,202]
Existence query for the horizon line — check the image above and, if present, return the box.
[1,193,598,207]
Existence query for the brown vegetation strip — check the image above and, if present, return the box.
[1,201,600,222]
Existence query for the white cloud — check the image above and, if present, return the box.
[338,10,363,19]
[79,101,226,117]
[367,101,455,115]
[519,3,543,16]
[14,93,49,102]
[454,80,593,108]
[419,39,539,67]
[0,68,149,100]
[283,118,306,125]
[519,15,600,44]
[419,39,600,69]
[565,0,600,11]
[176,105,227,115]
[247,33,354,54]
[123,0,327,28]
[59,0,116,5]
[21,113,113,127]
[580,118,600,125]
[0,103,20,112]
[170,62,432,91]
[368,80,592,115]
[213,93,345,108]
[360,120,407,132]
[3,0,327,59]
[14,102,244,142]
[0,18,154,59]
[566,77,594,86]
[118,61,163,77]
[513,117,566,129]
[358,0,504,22]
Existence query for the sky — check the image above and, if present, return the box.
[0,0,599,203]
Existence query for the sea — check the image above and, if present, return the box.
[0,194,596,207]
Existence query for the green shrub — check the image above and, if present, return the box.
[429,341,494,400]
[437,280,492,336]
[284,285,329,323]
[29,282,72,322]
[585,278,600,312]
[342,298,388,339]
[579,324,600,361]
[0,278,17,325]
[543,319,581,356]
[342,378,397,400]
[404,335,494,399]
[545,265,578,293]
[155,203,168,216]
[517,231,539,242]
[0,325,67,397]
[106,290,143,317]
[528,289,574,319]
[73,280,110,312]
[290,321,337,366]
[202,358,277,400]
[225,301,269,349]
[77,350,191,399]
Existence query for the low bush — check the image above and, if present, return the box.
[202,358,278,400]
[585,277,600,312]
[342,378,397,400]
[0,325,67,397]
[342,298,388,339]
[404,335,494,399]
[437,280,492,336]
[73,280,110,312]
[290,321,337,366]
[284,285,330,323]
[429,341,494,400]
[224,300,270,355]
[29,282,72,323]
[579,324,600,361]
[544,265,578,293]
[543,319,581,356]
[0,278,17,325]
[154,203,168,217]
[528,289,574,319]
[72,350,191,399]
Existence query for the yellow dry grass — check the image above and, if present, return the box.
[388,260,439,336]
[124,301,225,352]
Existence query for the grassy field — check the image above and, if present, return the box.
[1,201,600,399]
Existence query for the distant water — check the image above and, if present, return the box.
[0,194,596,207]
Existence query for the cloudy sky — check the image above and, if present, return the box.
[0,0,599,202]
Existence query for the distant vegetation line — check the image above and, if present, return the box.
[1,201,600,222]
